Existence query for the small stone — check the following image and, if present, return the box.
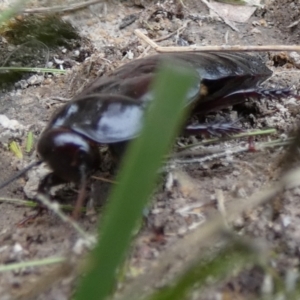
[126,50,134,60]
[27,75,44,86]
[72,237,96,255]
[54,57,64,65]
[232,170,240,177]
[177,227,187,236]
[290,52,300,68]
[13,243,23,254]
[73,50,80,57]
[15,80,28,89]
[0,115,24,131]
[233,217,245,228]
[250,28,262,34]
[281,215,291,228]
[46,61,54,68]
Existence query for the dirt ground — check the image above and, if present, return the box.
[1,0,300,299]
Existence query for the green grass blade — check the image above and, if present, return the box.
[25,131,34,153]
[0,256,65,272]
[9,140,23,159]
[74,64,196,300]
[0,67,66,73]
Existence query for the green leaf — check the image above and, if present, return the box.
[25,131,34,153]
[9,141,23,159]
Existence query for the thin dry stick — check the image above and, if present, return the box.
[137,22,190,58]
[114,167,300,300]
[92,176,117,184]
[23,0,102,14]
[170,139,292,165]
[155,21,190,43]
[172,145,247,165]
[50,97,72,102]
[135,29,300,53]
[174,129,278,154]
[36,193,93,242]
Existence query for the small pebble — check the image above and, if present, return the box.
[27,75,44,86]
[15,80,28,89]
[13,243,23,254]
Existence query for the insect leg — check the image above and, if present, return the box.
[221,88,300,103]
[194,88,300,115]
[254,88,300,100]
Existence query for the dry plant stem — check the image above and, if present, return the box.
[177,129,277,151]
[173,129,279,158]
[171,138,293,163]
[51,97,72,102]
[92,176,117,184]
[114,167,300,300]
[23,0,103,14]
[135,29,300,53]
[36,193,92,241]
[154,22,190,43]
[132,21,185,59]
[172,145,247,165]
[164,139,291,173]
[137,23,189,58]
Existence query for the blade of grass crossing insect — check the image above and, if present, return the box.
[75,64,197,300]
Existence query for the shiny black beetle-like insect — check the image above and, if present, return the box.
[0,52,296,194]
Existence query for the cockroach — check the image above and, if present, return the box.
[0,52,297,214]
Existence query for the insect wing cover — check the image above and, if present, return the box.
[48,94,145,144]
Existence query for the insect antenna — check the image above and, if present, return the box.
[0,160,43,190]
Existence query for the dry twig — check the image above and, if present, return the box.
[36,193,94,243]
[137,22,190,58]
[135,29,300,53]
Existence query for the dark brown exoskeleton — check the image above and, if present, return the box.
[0,52,297,211]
